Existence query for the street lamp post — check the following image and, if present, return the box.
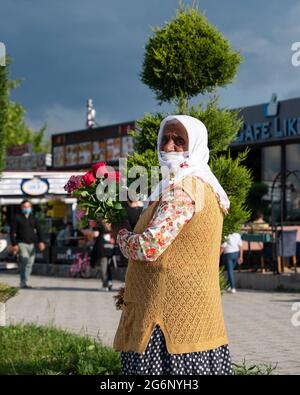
[86,99,96,128]
[270,169,300,273]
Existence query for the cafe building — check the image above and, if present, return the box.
[0,144,84,231]
[230,94,300,224]
[51,120,135,170]
[0,121,135,268]
[1,120,135,232]
[0,142,85,266]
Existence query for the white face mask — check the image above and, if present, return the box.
[160,151,189,168]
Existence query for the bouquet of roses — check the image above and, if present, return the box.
[64,161,126,226]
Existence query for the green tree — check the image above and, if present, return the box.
[0,60,49,230]
[5,100,48,153]
[0,58,9,233]
[141,5,241,113]
[0,58,9,173]
[4,77,48,153]
[128,3,253,242]
[0,67,49,155]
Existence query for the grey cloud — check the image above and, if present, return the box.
[1,0,299,134]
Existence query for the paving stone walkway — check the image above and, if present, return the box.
[1,272,299,375]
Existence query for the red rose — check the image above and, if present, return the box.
[82,170,96,187]
[115,171,121,183]
[92,161,109,177]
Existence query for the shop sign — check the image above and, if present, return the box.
[233,95,300,145]
[21,178,49,196]
[52,247,85,264]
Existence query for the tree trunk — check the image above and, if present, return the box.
[178,96,188,114]
[0,302,5,326]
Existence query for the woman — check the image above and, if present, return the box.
[113,115,232,375]
[220,232,244,293]
[91,220,115,291]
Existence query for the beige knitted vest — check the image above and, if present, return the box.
[113,176,229,354]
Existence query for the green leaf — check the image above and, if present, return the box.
[113,203,123,210]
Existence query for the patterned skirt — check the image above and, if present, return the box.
[121,325,233,375]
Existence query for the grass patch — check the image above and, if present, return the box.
[0,324,276,375]
[233,359,277,375]
[0,324,121,375]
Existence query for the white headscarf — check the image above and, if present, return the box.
[145,115,230,214]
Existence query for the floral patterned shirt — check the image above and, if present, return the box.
[117,187,195,262]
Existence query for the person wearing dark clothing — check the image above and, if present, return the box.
[91,221,115,291]
[10,200,45,289]
[124,200,143,230]
[113,198,143,267]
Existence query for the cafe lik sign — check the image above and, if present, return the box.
[234,94,300,145]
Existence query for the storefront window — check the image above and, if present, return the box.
[261,146,282,222]
[261,146,281,182]
[286,144,300,221]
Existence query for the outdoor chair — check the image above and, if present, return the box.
[276,230,298,274]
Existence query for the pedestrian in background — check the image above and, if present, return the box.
[220,232,244,293]
[91,220,115,291]
[113,197,143,267]
[124,196,143,229]
[55,221,73,247]
[10,199,45,289]
[251,210,269,232]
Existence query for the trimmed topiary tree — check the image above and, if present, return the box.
[141,4,242,113]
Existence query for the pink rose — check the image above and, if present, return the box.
[64,175,82,193]
[82,171,96,187]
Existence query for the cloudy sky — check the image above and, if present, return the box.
[1,0,300,138]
